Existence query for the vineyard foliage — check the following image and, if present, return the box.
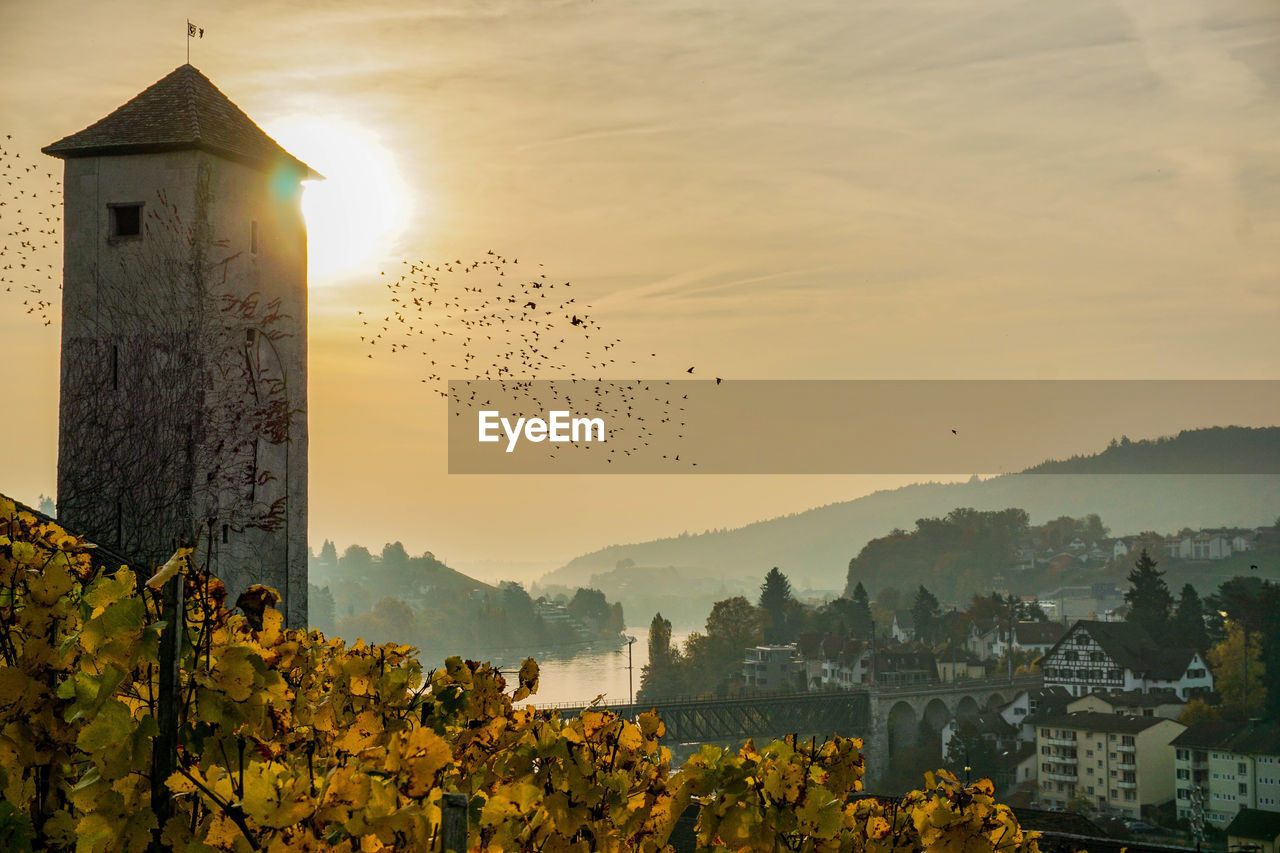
[0,496,1041,852]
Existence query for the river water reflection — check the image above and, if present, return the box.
[418,625,693,708]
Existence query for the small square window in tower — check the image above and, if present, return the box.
[110,203,143,238]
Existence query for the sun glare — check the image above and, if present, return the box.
[266,117,411,283]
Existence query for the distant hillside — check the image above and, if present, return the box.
[1025,426,1280,473]
[543,427,1280,595]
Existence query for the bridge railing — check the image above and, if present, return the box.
[869,673,1042,697]
[529,674,1039,714]
[529,686,864,713]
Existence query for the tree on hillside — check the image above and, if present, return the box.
[1173,583,1209,654]
[500,581,536,625]
[911,585,941,644]
[1124,549,1172,644]
[380,541,410,572]
[759,567,795,643]
[1207,620,1265,719]
[876,586,902,614]
[341,544,374,575]
[849,582,873,640]
[1082,513,1108,543]
[966,593,1006,625]
[568,588,614,635]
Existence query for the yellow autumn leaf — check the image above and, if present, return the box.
[146,546,193,589]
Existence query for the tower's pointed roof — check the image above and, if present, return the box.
[43,65,321,179]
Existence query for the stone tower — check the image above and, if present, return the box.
[43,65,317,626]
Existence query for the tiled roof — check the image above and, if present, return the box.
[1172,719,1280,755]
[1048,620,1199,681]
[1084,689,1185,708]
[1227,808,1280,842]
[936,645,980,664]
[1034,711,1180,735]
[43,65,320,179]
[956,711,1016,736]
[1016,621,1067,646]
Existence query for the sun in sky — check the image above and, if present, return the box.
[265,117,411,283]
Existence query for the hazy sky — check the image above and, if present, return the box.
[2,0,1278,582]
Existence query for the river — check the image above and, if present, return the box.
[419,625,693,708]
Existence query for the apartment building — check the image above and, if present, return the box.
[1172,720,1280,828]
[1034,712,1185,818]
[742,645,800,690]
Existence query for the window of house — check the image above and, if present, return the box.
[109,203,143,238]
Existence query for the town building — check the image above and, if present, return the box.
[43,65,317,626]
[936,646,985,682]
[1040,621,1212,699]
[890,610,915,643]
[971,621,1068,661]
[1171,720,1280,828]
[1227,809,1280,853]
[1039,585,1125,625]
[1034,712,1185,818]
[1002,687,1074,743]
[742,644,801,690]
[1067,690,1185,720]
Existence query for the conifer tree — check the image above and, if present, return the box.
[759,567,795,643]
[850,581,873,640]
[1173,583,1208,654]
[1124,548,1172,643]
[911,585,941,644]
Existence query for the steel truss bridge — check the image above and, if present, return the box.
[535,690,871,744]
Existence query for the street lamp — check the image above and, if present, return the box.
[616,635,637,705]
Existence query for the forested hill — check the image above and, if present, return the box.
[1024,426,1280,473]
[543,427,1280,591]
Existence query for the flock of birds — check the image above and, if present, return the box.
[1,134,714,466]
[362,254,709,465]
[0,135,61,326]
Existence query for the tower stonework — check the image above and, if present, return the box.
[43,65,316,627]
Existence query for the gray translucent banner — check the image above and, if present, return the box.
[446,380,1280,474]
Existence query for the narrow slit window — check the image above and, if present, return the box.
[109,203,143,238]
[221,524,229,544]
[111,344,119,390]
[251,220,259,254]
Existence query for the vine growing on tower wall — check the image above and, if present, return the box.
[57,172,298,573]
